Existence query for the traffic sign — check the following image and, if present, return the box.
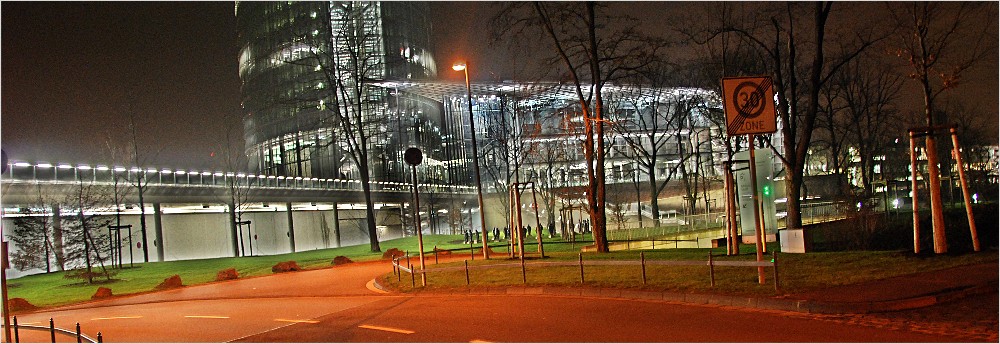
[722,76,777,136]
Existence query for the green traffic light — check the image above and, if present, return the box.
[762,185,771,196]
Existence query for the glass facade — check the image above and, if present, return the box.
[237,1,448,183]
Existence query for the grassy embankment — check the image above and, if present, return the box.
[8,232,996,309]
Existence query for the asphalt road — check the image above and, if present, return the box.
[9,257,979,343]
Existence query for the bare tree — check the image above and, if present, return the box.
[8,187,58,273]
[493,2,665,252]
[838,57,904,197]
[284,2,396,252]
[62,175,114,284]
[887,2,997,253]
[687,2,884,230]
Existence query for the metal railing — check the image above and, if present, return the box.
[2,317,102,343]
[391,251,780,292]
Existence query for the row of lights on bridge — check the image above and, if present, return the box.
[7,161,473,190]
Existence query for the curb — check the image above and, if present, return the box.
[372,279,998,315]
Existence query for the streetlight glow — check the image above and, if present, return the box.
[453,60,488,260]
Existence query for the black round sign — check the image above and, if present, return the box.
[404,147,423,166]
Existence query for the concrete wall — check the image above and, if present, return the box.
[2,206,407,279]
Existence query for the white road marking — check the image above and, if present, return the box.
[91,316,143,320]
[184,315,230,319]
[275,318,320,324]
[470,340,493,343]
[358,324,415,334]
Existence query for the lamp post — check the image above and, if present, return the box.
[453,62,489,260]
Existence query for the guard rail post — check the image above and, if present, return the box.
[520,258,526,284]
[49,318,55,343]
[13,316,18,343]
[772,251,780,293]
[640,252,646,285]
[708,250,716,287]
[76,323,81,343]
[464,260,470,285]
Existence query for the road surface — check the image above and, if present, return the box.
[9,257,984,342]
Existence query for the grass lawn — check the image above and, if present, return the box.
[7,233,996,309]
[7,235,472,308]
[381,242,998,297]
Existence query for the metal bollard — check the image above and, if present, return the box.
[434,246,439,264]
[49,318,55,343]
[13,316,19,343]
[520,258,526,284]
[640,252,646,285]
[708,250,716,287]
[76,323,82,343]
[464,260,470,285]
[772,251,780,293]
[97,332,103,343]
[578,253,585,283]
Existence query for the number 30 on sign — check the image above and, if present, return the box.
[722,76,777,137]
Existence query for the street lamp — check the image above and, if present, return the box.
[453,61,489,260]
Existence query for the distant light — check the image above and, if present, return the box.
[161,169,172,174]
[175,171,187,175]
[14,162,31,167]
[856,202,862,209]
[202,172,212,176]
[96,166,110,171]
[452,62,467,71]
[58,164,73,169]
[214,172,224,177]
[77,165,92,170]
[147,168,157,173]
[131,167,142,172]
[114,167,127,172]
[37,163,53,168]
[236,173,246,178]
[973,193,978,203]
[892,199,900,209]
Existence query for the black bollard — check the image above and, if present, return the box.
[13,316,19,343]
[49,318,55,343]
[76,323,82,343]
[97,332,103,343]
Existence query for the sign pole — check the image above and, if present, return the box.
[748,135,766,284]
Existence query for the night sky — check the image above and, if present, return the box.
[2,2,997,171]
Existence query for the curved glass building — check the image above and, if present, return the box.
[236,1,445,182]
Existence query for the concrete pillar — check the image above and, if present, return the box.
[286,202,296,253]
[51,204,65,271]
[333,203,341,248]
[153,203,165,261]
[228,200,239,257]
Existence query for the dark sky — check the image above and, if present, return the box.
[2,2,997,171]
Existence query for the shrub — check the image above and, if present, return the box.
[155,275,183,289]
[215,268,239,281]
[271,261,301,273]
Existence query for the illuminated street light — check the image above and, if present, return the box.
[453,61,489,260]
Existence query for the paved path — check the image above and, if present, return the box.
[9,255,996,342]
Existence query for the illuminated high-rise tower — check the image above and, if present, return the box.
[236,1,440,180]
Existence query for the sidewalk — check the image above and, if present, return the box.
[380,260,999,314]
